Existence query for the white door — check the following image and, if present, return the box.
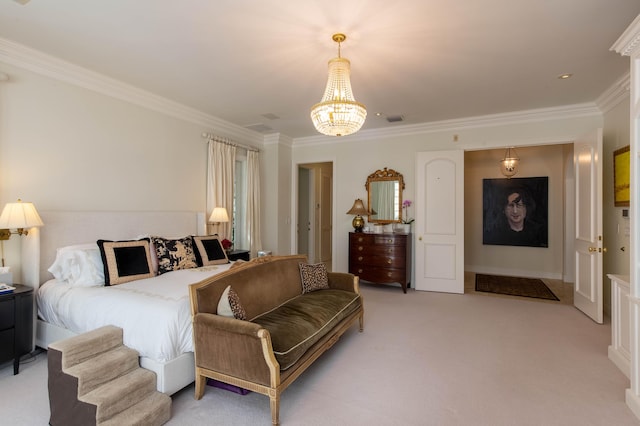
[574,129,604,324]
[415,150,464,293]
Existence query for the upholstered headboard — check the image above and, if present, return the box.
[23,211,206,288]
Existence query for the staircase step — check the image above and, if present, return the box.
[99,391,172,426]
[49,325,124,369]
[66,345,139,396]
[82,368,158,423]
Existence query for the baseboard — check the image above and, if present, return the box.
[626,388,640,421]
[608,345,630,378]
[465,265,563,281]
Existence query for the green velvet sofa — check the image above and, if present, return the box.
[189,254,364,425]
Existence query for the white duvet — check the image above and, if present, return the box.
[37,264,233,363]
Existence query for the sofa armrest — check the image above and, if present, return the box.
[327,272,359,293]
[193,313,278,386]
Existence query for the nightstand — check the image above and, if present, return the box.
[0,284,34,375]
[227,249,250,261]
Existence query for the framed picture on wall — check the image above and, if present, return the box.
[482,177,548,248]
[613,145,630,207]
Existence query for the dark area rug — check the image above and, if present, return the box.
[475,274,559,301]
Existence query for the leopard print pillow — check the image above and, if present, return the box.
[299,262,330,294]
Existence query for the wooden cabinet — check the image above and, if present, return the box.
[0,284,34,375]
[349,232,412,293]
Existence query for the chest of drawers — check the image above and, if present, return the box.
[0,284,34,374]
[349,232,412,293]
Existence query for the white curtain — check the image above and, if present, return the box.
[245,150,262,256]
[206,140,236,239]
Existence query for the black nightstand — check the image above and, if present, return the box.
[0,284,34,375]
[227,249,250,261]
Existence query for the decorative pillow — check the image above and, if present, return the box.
[97,239,155,286]
[217,285,234,318]
[151,236,198,274]
[192,235,229,266]
[217,285,246,320]
[299,262,330,294]
[228,287,247,320]
[48,243,105,287]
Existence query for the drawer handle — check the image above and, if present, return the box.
[387,239,392,243]
[358,246,363,251]
[387,258,392,264]
[387,272,393,277]
[388,248,392,253]
[358,237,364,242]
[358,256,363,261]
[358,269,363,274]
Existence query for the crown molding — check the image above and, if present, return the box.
[612,14,640,57]
[0,37,263,145]
[596,72,630,114]
[293,103,602,147]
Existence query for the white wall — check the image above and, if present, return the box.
[292,113,602,279]
[0,62,266,278]
[603,96,632,315]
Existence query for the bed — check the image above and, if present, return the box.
[25,211,231,395]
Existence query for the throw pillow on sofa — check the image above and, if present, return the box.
[299,262,330,294]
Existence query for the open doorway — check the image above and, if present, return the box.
[297,162,333,270]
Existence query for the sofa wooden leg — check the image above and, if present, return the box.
[270,390,280,425]
[194,374,205,400]
[359,313,364,332]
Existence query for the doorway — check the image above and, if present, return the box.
[297,162,333,270]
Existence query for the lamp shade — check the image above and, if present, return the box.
[209,207,229,224]
[0,200,44,229]
[346,199,369,216]
[500,147,520,178]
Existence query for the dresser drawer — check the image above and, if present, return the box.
[349,265,407,284]
[0,299,15,330]
[350,252,406,268]
[0,328,15,363]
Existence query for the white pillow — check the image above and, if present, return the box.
[217,285,234,318]
[48,243,105,287]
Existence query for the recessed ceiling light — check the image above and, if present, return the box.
[558,73,573,80]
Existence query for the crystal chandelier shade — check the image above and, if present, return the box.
[500,147,520,178]
[310,34,367,137]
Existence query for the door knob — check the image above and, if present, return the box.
[588,247,597,253]
[419,236,422,241]
[599,247,607,253]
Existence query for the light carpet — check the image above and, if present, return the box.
[0,280,637,425]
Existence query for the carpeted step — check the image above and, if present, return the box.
[82,367,158,423]
[99,391,172,426]
[49,325,124,370]
[64,345,139,396]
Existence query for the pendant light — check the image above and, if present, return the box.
[500,147,520,178]
[310,34,367,137]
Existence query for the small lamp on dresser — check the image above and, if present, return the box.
[346,198,369,232]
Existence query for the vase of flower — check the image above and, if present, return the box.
[401,200,415,233]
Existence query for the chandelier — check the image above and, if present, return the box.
[500,147,520,178]
[310,34,367,137]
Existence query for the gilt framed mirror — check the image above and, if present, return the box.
[365,167,405,223]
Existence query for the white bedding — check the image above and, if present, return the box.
[37,264,233,363]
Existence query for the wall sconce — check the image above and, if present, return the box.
[208,207,229,236]
[0,199,44,240]
[346,198,369,232]
[500,147,520,178]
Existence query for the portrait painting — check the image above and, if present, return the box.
[483,177,548,248]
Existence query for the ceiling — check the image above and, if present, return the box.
[0,0,638,139]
